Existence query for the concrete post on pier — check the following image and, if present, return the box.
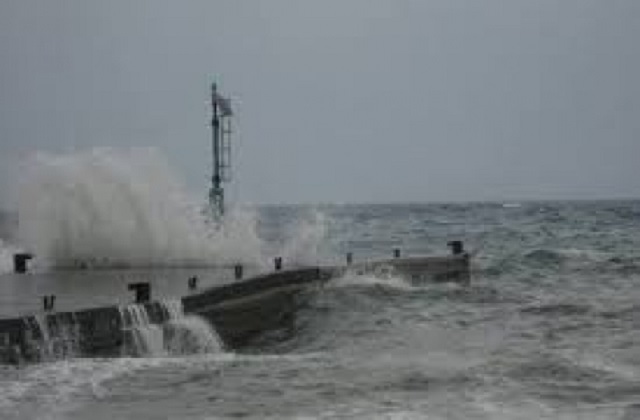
[234,264,244,280]
[42,295,56,312]
[13,253,33,274]
[447,241,464,255]
[128,283,151,304]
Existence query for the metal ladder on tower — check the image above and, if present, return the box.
[220,116,232,183]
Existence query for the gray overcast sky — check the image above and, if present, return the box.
[1,0,639,205]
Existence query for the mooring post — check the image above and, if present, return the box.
[128,282,151,304]
[42,295,56,312]
[393,248,401,259]
[274,257,283,271]
[188,276,198,291]
[234,264,244,280]
[448,240,464,255]
[13,253,33,274]
[346,252,353,265]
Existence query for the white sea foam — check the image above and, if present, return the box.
[14,148,265,269]
[0,359,141,419]
[119,299,224,357]
[0,351,332,420]
[0,355,241,419]
[330,271,415,292]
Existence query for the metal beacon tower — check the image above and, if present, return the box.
[208,82,233,220]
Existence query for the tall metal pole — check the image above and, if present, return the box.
[209,83,224,218]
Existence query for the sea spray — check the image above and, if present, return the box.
[119,299,223,357]
[280,209,329,267]
[0,238,20,274]
[15,148,265,269]
[31,313,81,361]
[212,205,267,267]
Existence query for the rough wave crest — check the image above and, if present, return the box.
[15,148,265,269]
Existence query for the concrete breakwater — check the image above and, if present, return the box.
[0,254,469,364]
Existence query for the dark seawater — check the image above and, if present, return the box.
[2,200,640,419]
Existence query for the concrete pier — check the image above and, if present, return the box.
[0,253,470,364]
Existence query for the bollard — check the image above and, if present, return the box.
[447,240,464,255]
[274,257,283,271]
[13,253,33,274]
[393,248,401,259]
[42,295,56,311]
[234,264,244,280]
[128,282,151,304]
[188,276,198,291]
[346,252,353,265]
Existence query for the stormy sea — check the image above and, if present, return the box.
[1,150,640,419]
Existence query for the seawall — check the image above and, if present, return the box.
[0,254,470,364]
